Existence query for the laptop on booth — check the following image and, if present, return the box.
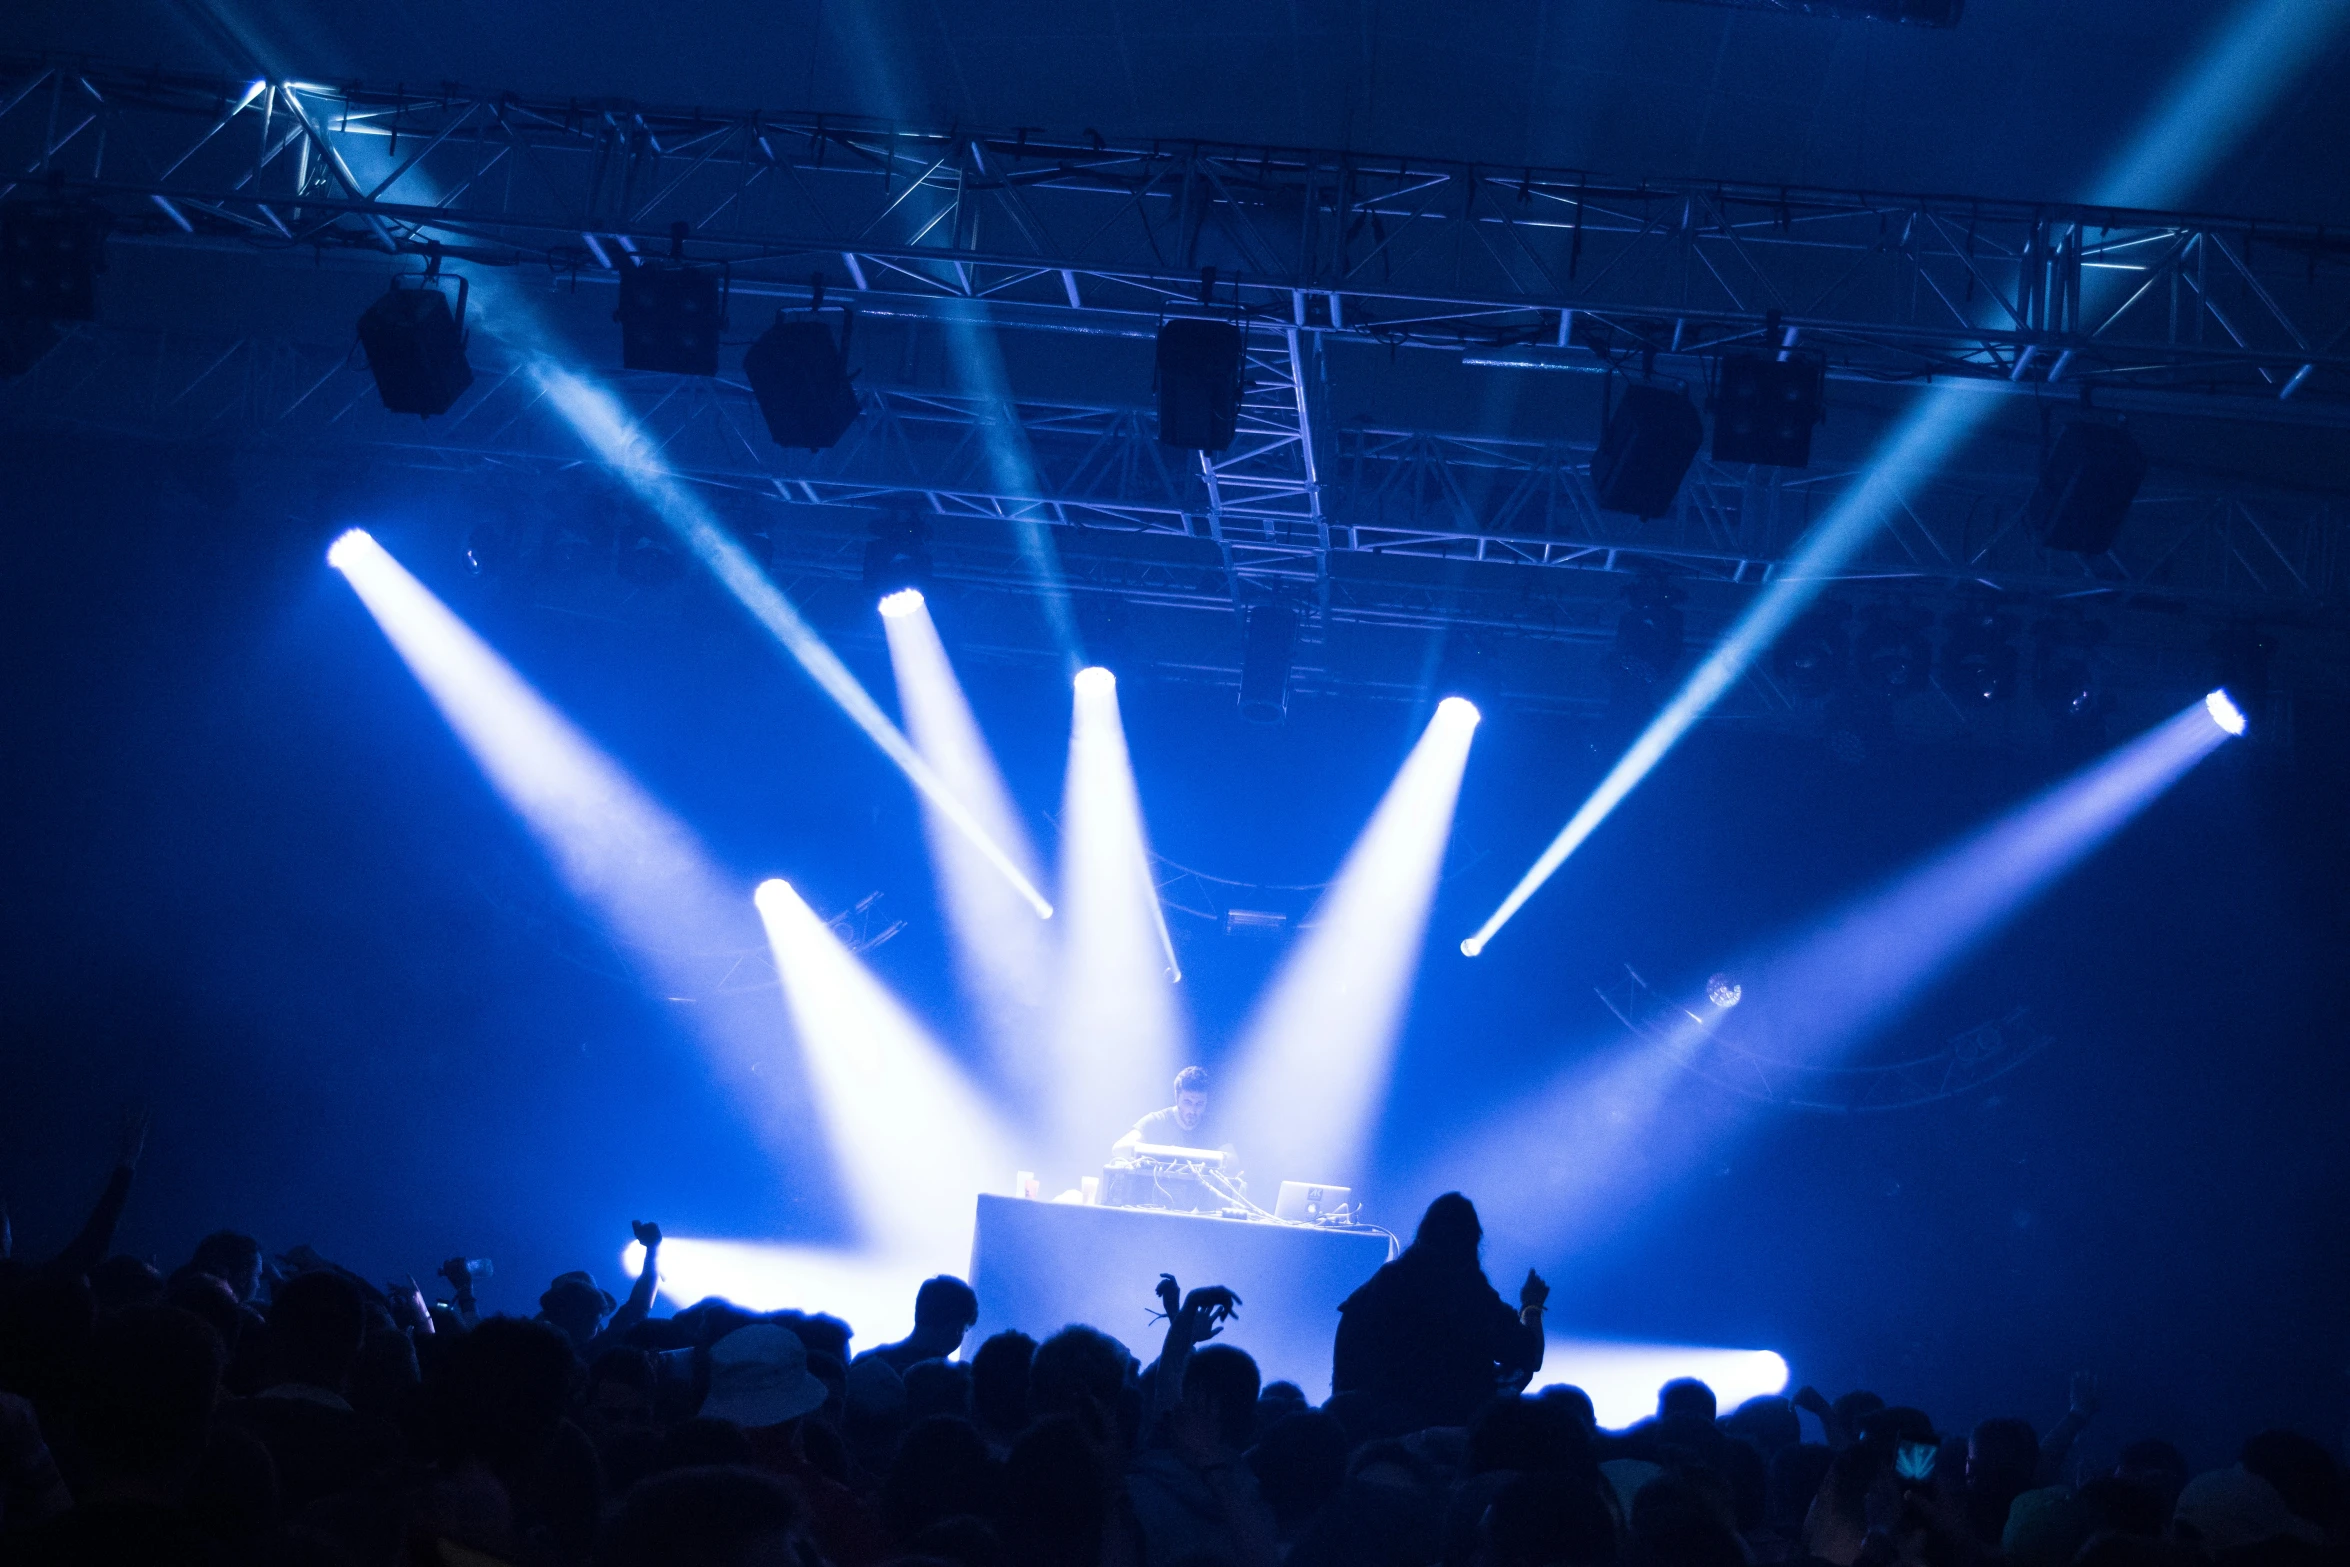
[1274,1181,1352,1222]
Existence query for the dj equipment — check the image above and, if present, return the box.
[1275,1181,1353,1223]
[1102,1149,1230,1213]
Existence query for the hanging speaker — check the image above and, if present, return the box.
[1591,383,1704,517]
[2027,423,2146,555]
[1156,317,1244,452]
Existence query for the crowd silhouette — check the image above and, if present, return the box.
[1,1121,2342,1566]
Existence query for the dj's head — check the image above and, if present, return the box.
[1173,1066,1209,1131]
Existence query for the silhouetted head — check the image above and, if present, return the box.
[267,1269,365,1392]
[1659,1377,1717,1422]
[594,1464,801,1567]
[1629,1472,1745,1567]
[429,1316,582,1471]
[881,1415,995,1544]
[1484,1469,1619,1567]
[539,1271,615,1347]
[76,1305,223,1490]
[1003,1414,1112,1567]
[2115,1438,2191,1516]
[970,1329,1034,1436]
[1411,1193,1483,1264]
[913,1275,980,1341]
[2241,1430,2346,1532]
[1029,1325,1131,1432]
[1250,1409,1351,1530]
[1469,1394,1591,1476]
[1187,1343,1261,1450]
[189,1231,264,1303]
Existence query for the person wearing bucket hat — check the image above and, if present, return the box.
[700,1324,832,1428]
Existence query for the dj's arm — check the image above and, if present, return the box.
[1112,1124,1144,1156]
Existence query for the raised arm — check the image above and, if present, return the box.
[2034,1373,2099,1487]
[604,1221,664,1338]
[1497,1268,1549,1389]
[50,1108,147,1278]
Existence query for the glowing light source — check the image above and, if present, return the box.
[2205,688,2249,736]
[1530,1340,1790,1432]
[1049,662,1185,1179]
[755,878,1015,1261]
[1456,0,2350,957]
[1435,696,2239,1261]
[1706,974,1744,1009]
[883,592,1052,1076]
[1226,698,1482,1187]
[326,528,810,1158]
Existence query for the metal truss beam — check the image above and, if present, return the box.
[7,320,2342,632]
[7,58,2350,421]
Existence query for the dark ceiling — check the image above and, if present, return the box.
[23,0,2350,221]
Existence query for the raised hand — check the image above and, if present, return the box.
[437,1257,474,1294]
[2068,1371,2101,1420]
[1178,1285,1241,1341]
[632,1219,663,1249]
[1155,1273,1183,1319]
[1519,1268,1551,1313]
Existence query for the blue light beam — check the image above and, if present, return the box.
[882,591,1054,1074]
[1228,697,1482,1187]
[326,528,807,1148]
[1050,667,1185,1178]
[754,877,1017,1261]
[1436,694,2240,1259]
[1460,0,2350,955]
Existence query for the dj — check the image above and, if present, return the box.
[1112,1065,1239,1172]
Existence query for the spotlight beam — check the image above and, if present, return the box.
[531,366,1053,921]
[883,593,1053,1070]
[1461,397,1990,956]
[325,528,814,1154]
[1433,694,2239,1260]
[1228,697,1481,1185]
[1459,0,2349,955]
[1049,667,1187,1173]
[755,878,1016,1259]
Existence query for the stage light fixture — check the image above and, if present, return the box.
[1239,604,1301,723]
[1609,577,1687,694]
[356,267,474,417]
[463,518,529,579]
[877,587,925,619]
[2028,423,2147,555]
[2205,689,2249,736]
[1156,317,1245,453]
[863,518,933,603]
[1074,665,1117,697]
[743,285,861,449]
[1706,973,1744,1008]
[1711,352,1824,468]
[2032,617,2108,723]
[1938,606,2020,707]
[615,224,726,376]
[1771,604,1849,700]
[1591,382,1705,518]
[1855,608,1932,698]
[0,201,107,324]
